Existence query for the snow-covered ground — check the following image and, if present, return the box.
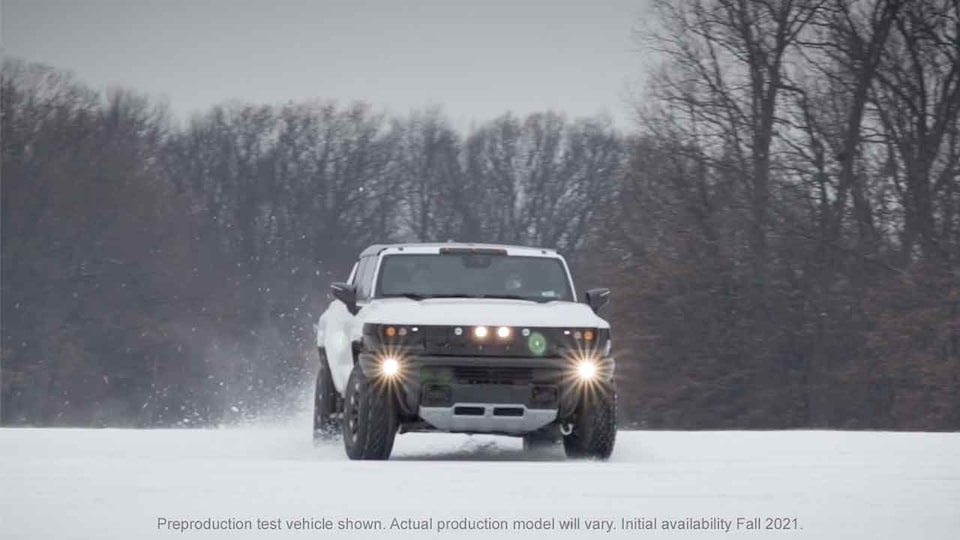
[1,420,958,539]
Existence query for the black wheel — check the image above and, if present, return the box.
[313,348,341,445]
[522,427,559,451]
[342,366,398,460]
[563,386,617,459]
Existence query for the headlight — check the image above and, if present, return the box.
[496,326,512,339]
[474,326,489,339]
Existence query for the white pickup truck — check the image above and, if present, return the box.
[314,243,616,460]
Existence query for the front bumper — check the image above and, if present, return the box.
[357,352,614,435]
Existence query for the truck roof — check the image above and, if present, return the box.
[360,242,559,258]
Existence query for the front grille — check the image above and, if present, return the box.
[422,326,570,357]
[372,325,610,358]
[453,366,533,385]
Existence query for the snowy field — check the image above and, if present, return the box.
[1,421,958,539]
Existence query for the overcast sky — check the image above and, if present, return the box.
[3,0,651,130]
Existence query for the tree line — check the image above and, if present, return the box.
[2,0,958,429]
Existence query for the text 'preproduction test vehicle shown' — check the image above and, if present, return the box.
[314,243,616,460]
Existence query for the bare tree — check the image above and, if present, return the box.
[644,0,827,287]
[460,112,621,257]
[872,0,960,264]
[395,108,462,242]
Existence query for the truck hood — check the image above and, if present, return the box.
[360,298,609,328]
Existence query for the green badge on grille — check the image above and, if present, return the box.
[527,332,547,356]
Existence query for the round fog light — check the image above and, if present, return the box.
[577,360,598,381]
[381,357,400,377]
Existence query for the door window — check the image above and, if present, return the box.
[346,261,358,284]
[355,256,377,301]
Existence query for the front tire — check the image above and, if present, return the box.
[313,348,341,445]
[342,366,398,460]
[563,386,617,459]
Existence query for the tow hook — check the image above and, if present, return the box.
[560,423,574,436]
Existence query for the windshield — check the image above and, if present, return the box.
[375,253,573,302]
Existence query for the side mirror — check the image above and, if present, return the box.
[585,287,610,314]
[331,282,359,315]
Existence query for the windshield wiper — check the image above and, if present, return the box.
[477,294,554,303]
[381,293,429,301]
[426,293,552,303]
[382,293,556,303]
